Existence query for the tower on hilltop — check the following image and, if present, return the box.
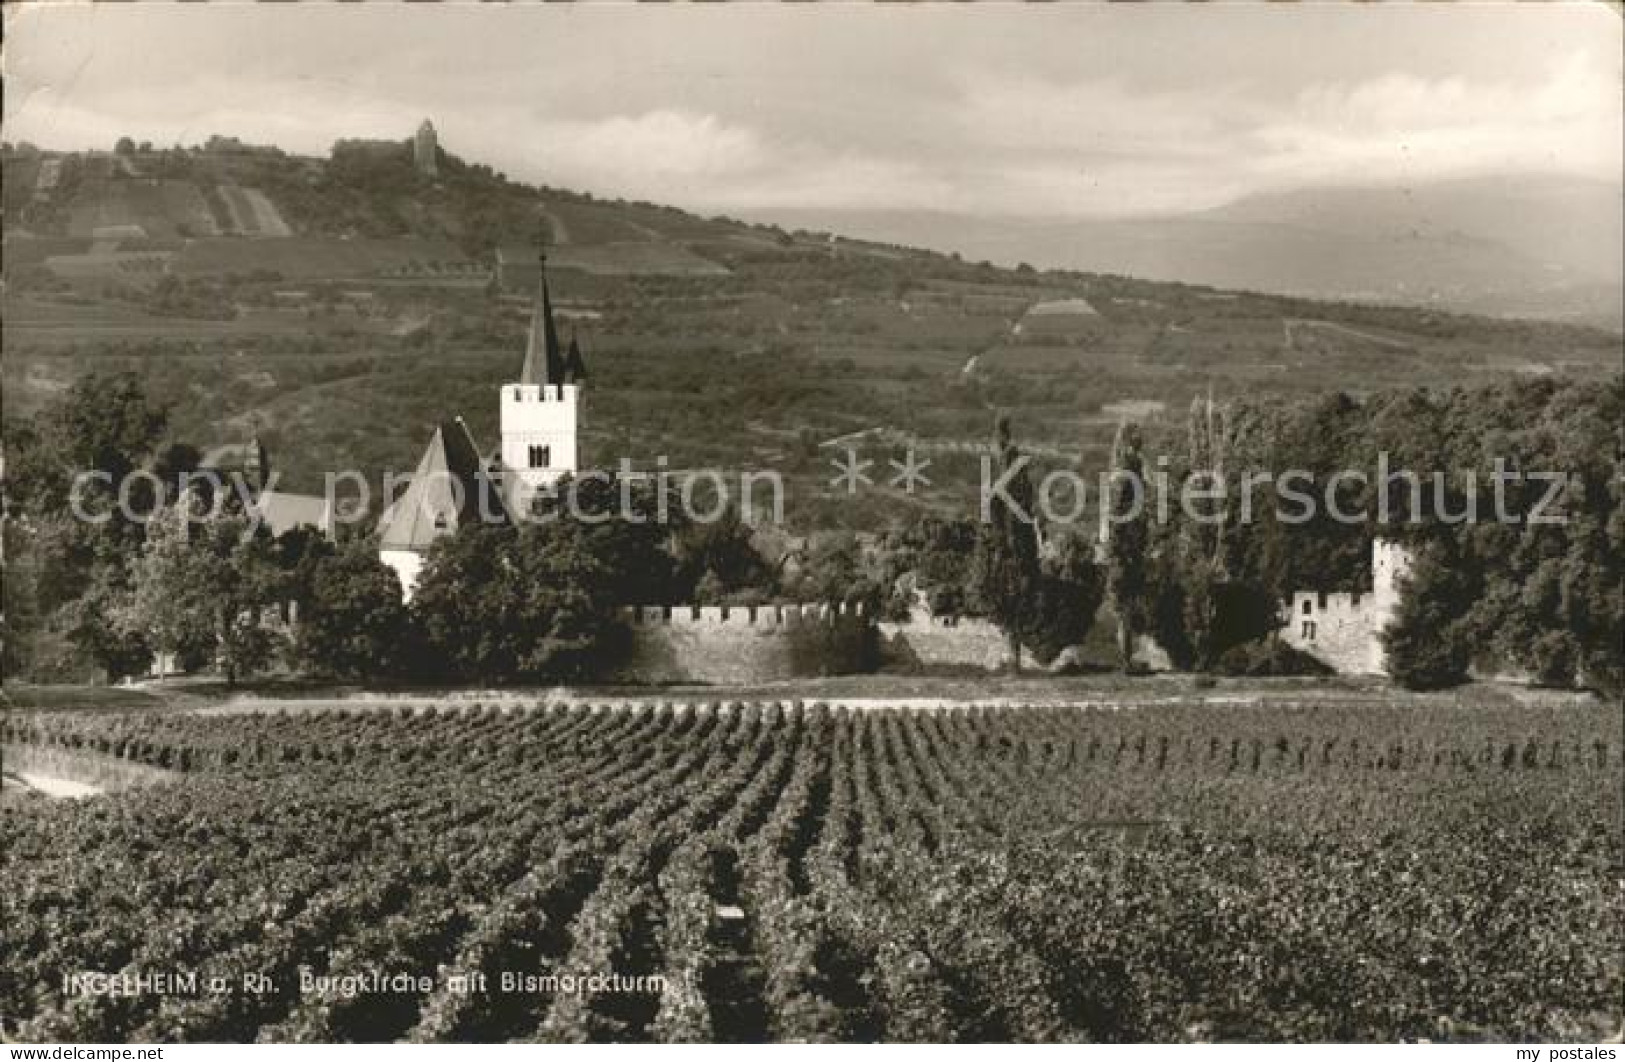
[499,255,587,516]
[414,119,438,178]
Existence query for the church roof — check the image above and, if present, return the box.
[255,490,333,538]
[378,419,505,552]
[519,261,567,388]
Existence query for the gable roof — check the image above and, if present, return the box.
[378,419,506,552]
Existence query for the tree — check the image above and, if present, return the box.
[970,420,1104,668]
[1180,395,1227,668]
[57,563,152,682]
[1104,421,1151,671]
[971,415,1043,670]
[411,523,515,680]
[38,369,168,499]
[2,374,174,680]
[412,518,624,683]
[900,515,983,617]
[1025,530,1106,666]
[670,505,772,602]
[1,515,43,678]
[122,509,216,668]
[294,539,415,681]
[122,505,283,684]
[412,467,684,683]
[1382,542,1474,690]
[532,471,683,606]
[268,524,336,619]
[785,531,885,609]
[1154,393,1246,671]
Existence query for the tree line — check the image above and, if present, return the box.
[3,369,1617,692]
[1094,376,1623,692]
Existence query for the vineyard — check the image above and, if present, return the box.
[2,702,1620,1043]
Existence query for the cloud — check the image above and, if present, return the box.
[538,111,768,184]
[954,75,1261,160]
[715,153,958,214]
[1255,50,1622,184]
[469,108,954,217]
[916,49,1623,218]
[3,4,1618,222]
[397,49,1625,221]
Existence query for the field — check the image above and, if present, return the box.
[549,241,730,277]
[3,701,1619,1043]
[65,179,219,239]
[208,185,293,238]
[172,236,469,279]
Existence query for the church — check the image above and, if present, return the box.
[378,258,588,600]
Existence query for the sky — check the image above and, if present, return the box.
[4,2,1620,220]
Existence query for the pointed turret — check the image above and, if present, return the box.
[519,254,566,387]
[564,328,588,383]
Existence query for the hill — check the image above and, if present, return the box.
[4,138,1621,528]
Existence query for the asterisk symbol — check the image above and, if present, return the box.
[888,448,932,493]
[829,448,873,494]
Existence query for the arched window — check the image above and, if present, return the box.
[1301,620,1317,640]
[1302,599,1313,615]
[528,444,550,468]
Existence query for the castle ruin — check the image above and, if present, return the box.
[1280,538,1413,674]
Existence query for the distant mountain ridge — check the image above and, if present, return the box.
[1206,175,1623,288]
[759,174,1624,330]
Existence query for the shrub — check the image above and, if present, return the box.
[1214,639,1334,678]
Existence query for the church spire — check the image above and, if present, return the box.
[519,253,566,387]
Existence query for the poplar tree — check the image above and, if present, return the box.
[973,415,1042,670]
[1104,421,1150,672]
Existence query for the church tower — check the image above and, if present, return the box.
[499,256,585,516]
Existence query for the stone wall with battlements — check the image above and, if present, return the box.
[607,602,869,685]
[878,614,1012,670]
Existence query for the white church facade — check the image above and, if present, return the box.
[378,258,587,600]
